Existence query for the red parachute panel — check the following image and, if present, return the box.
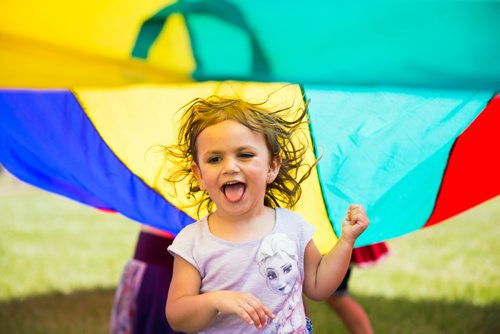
[425,95,500,227]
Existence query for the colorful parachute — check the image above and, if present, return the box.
[1,0,499,252]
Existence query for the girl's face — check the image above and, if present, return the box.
[262,251,299,295]
[192,120,280,218]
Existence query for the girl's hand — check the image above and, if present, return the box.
[211,290,275,329]
[341,204,369,245]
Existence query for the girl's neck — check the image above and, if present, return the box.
[207,207,276,242]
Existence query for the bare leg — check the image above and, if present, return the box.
[326,294,374,334]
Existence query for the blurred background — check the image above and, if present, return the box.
[1,0,499,332]
[1,170,498,333]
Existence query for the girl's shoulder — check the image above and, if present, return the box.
[175,216,208,238]
[275,207,307,222]
[275,207,314,233]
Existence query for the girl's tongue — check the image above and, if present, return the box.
[223,183,245,203]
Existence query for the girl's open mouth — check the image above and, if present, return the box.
[222,181,246,203]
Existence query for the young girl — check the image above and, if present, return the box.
[165,95,369,333]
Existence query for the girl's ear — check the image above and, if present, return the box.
[267,155,282,184]
[191,162,205,190]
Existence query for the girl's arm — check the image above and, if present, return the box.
[302,204,369,300]
[166,256,275,333]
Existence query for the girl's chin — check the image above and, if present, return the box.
[216,203,261,218]
[218,195,247,207]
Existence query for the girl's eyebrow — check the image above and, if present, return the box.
[203,149,222,155]
[236,145,257,151]
[204,145,256,154]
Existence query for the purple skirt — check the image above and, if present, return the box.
[110,231,184,334]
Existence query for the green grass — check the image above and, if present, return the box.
[0,173,499,333]
[0,174,138,333]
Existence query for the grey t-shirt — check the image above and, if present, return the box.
[168,207,315,334]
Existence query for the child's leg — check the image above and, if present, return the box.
[326,268,374,334]
[326,293,374,334]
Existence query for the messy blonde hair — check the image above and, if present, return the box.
[164,95,316,217]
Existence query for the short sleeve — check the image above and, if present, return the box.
[295,211,315,256]
[277,207,315,243]
[167,221,202,272]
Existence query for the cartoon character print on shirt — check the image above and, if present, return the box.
[257,233,307,334]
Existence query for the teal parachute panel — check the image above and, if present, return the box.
[133,0,500,89]
[305,87,494,244]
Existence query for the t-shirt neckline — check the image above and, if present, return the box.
[202,207,281,246]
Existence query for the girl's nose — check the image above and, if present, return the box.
[222,157,239,174]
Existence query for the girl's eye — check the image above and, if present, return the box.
[239,152,254,159]
[207,156,221,164]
